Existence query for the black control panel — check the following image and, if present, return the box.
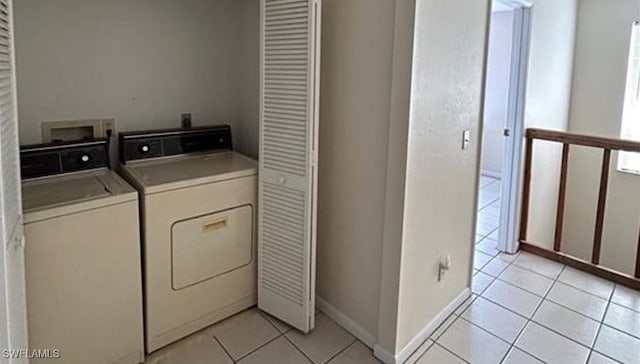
[20,139,109,179]
[119,125,233,164]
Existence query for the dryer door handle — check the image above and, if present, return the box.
[202,217,228,233]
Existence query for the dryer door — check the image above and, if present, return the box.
[172,205,253,290]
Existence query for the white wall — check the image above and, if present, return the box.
[481,10,514,178]
[14,0,260,158]
[394,0,489,351]
[524,0,577,247]
[316,0,396,342]
[563,0,640,275]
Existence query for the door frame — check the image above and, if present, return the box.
[495,0,532,254]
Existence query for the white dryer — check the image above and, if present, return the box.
[118,126,257,352]
[21,140,144,364]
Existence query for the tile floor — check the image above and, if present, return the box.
[143,308,382,364]
[405,176,640,364]
[142,175,640,364]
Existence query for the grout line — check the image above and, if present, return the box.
[282,334,316,364]
[588,285,614,364]
[497,264,567,364]
[260,311,292,335]
[475,248,543,362]
[405,338,436,364]
[433,342,472,364]
[213,335,238,363]
[590,348,625,364]
[458,315,512,345]
[322,338,357,364]
[479,266,625,353]
[231,332,284,363]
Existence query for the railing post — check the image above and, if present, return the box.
[592,149,611,265]
[519,134,533,242]
[553,143,570,252]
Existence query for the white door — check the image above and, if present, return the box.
[258,0,321,332]
[498,4,531,254]
[0,0,28,361]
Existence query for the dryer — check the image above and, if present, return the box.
[21,140,144,364]
[118,125,257,352]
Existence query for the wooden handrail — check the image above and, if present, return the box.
[520,128,640,284]
[527,128,640,153]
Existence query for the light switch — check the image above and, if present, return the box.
[462,129,471,150]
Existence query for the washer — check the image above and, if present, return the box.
[21,140,144,364]
[118,125,257,352]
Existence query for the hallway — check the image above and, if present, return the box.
[405,176,640,363]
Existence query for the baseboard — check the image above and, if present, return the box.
[373,288,471,364]
[481,170,502,179]
[373,345,396,364]
[316,296,377,348]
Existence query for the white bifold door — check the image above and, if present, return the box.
[258,0,321,333]
[0,0,28,359]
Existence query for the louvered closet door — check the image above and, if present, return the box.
[258,0,321,332]
[0,0,27,355]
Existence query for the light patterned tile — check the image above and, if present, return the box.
[496,251,520,264]
[481,258,509,277]
[499,264,554,297]
[477,221,497,237]
[558,267,614,300]
[455,294,478,316]
[487,228,499,241]
[479,194,500,210]
[430,315,457,340]
[611,285,640,312]
[479,176,499,188]
[461,297,527,343]
[416,344,466,364]
[286,313,355,364]
[237,337,311,364]
[588,352,621,364]
[438,319,510,364]
[476,239,500,257]
[482,280,542,318]
[144,330,233,364]
[594,326,640,364]
[533,300,600,347]
[547,282,608,321]
[516,322,590,364]
[482,200,501,217]
[502,347,544,364]
[513,252,564,279]
[261,312,291,333]
[474,251,493,270]
[327,341,381,364]
[212,309,280,360]
[604,303,640,338]
[478,211,500,227]
[404,339,434,364]
[472,271,494,294]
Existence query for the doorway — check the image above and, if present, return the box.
[476,0,532,265]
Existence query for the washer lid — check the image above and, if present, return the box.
[123,151,257,194]
[22,169,137,223]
